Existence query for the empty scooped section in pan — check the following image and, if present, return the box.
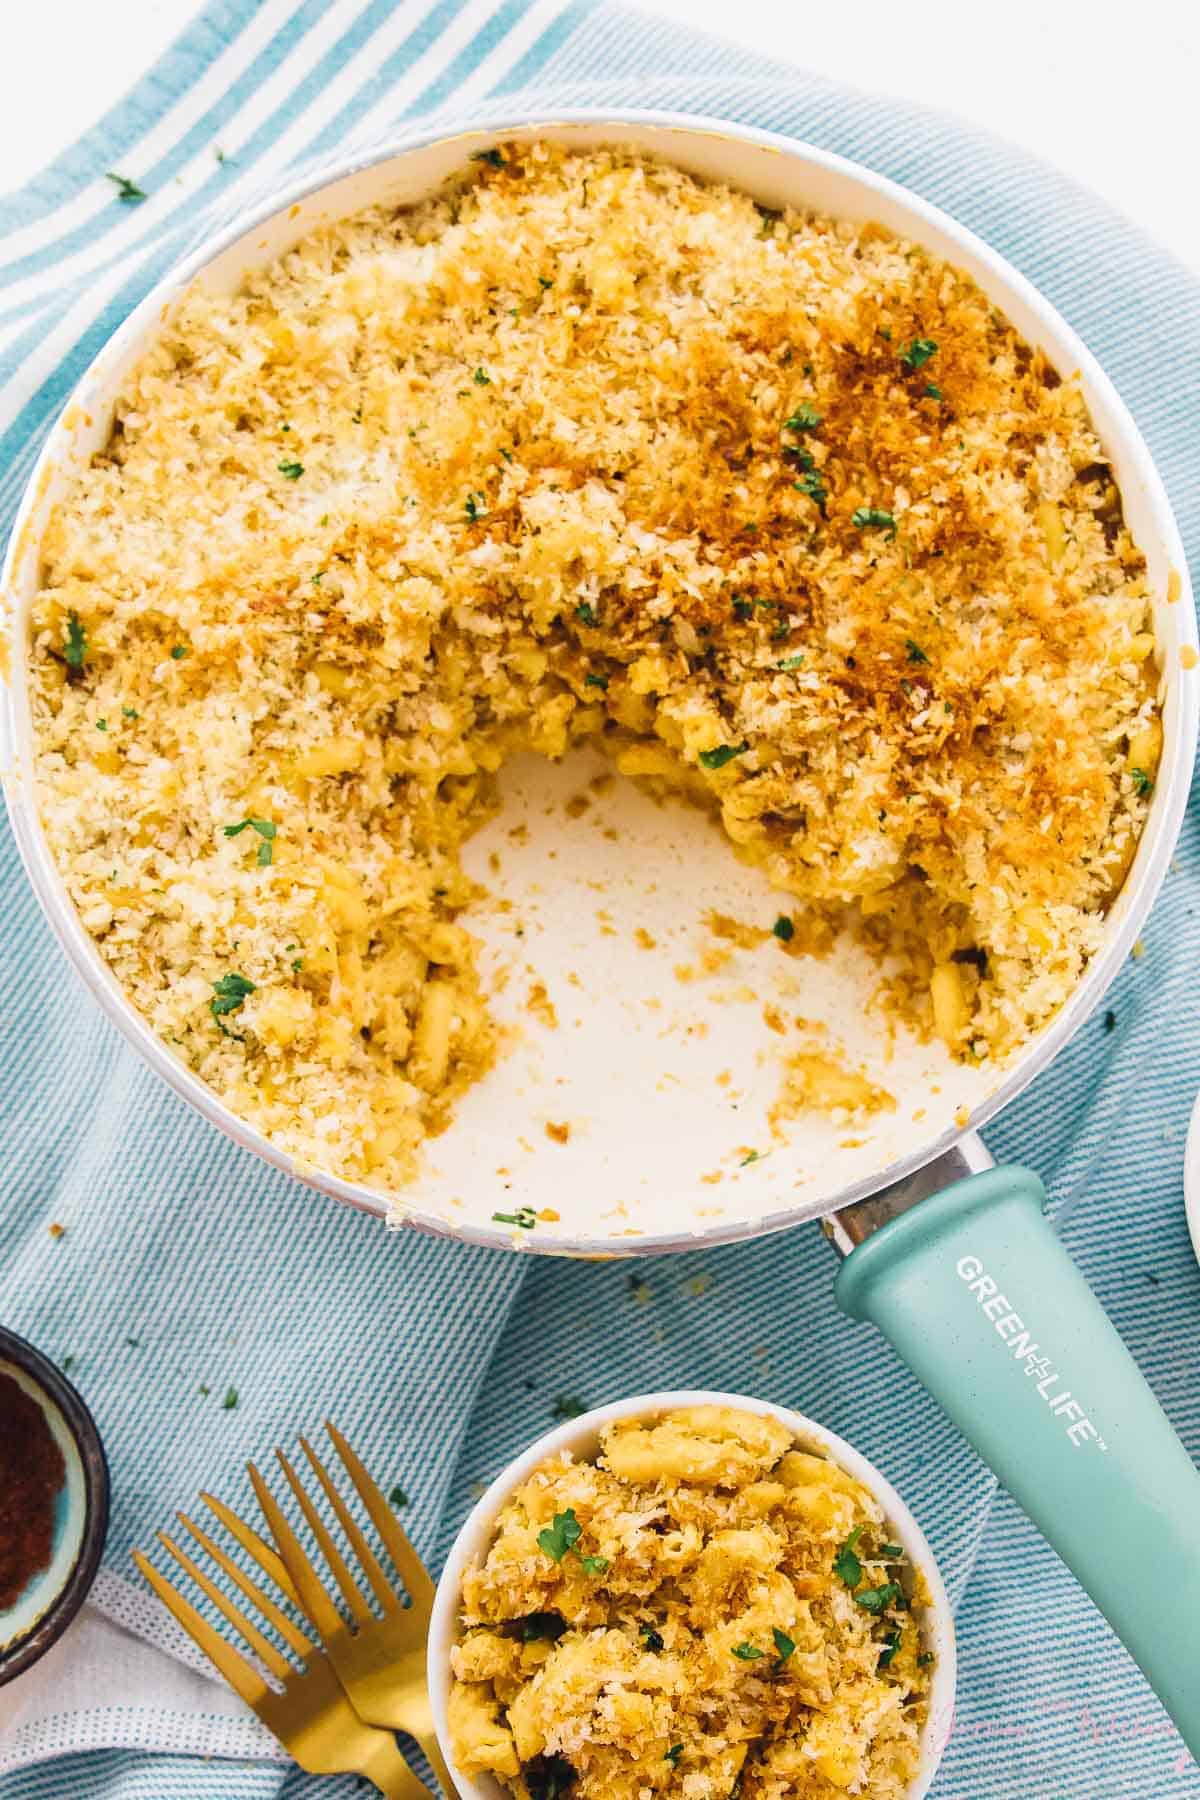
[412,747,992,1242]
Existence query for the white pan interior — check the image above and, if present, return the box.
[2,115,1195,1254]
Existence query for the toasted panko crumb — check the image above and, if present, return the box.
[450,1405,933,1800]
[30,142,1159,1192]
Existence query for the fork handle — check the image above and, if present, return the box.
[413,1728,459,1797]
[361,1736,440,1800]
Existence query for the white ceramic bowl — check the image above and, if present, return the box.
[3,112,1195,1250]
[429,1390,957,1800]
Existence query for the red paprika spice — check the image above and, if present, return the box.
[0,1371,67,1611]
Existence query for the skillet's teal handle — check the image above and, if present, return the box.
[836,1167,1200,1759]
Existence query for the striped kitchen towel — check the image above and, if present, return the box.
[1,2,1198,1797]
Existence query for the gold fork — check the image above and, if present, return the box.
[133,1499,435,1799]
[245,1421,455,1796]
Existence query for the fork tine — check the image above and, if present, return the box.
[248,1459,346,1641]
[200,1489,301,1604]
[325,1420,434,1611]
[299,1433,397,1614]
[133,1549,269,1709]
[157,1530,293,1683]
[178,1510,315,1660]
[276,1446,373,1627]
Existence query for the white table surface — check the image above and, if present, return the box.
[5,0,1200,278]
[2,0,1199,1771]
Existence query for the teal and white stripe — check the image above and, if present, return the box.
[2,2,1199,1796]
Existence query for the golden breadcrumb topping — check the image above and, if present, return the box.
[449,1405,933,1800]
[29,142,1160,1190]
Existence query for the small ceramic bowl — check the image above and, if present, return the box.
[429,1390,957,1800]
[0,1327,109,1686]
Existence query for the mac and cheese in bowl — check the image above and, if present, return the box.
[441,1402,946,1800]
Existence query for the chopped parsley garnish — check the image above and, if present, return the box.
[575,601,598,626]
[854,1581,902,1615]
[465,492,488,521]
[278,459,304,480]
[793,469,828,512]
[106,172,146,203]
[784,445,815,471]
[917,1651,935,1668]
[312,571,324,585]
[641,1626,665,1652]
[776,654,805,671]
[900,337,938,371]
[537,1507,608,1574]
[470,148,505,168]
[388,1485,410,1508]
[473,367,491,386]
[733,597,754,621]
[223,817,277,865]
[739,1149,768,1167]
[96,718,108,732]
[772,1627,796,1666]
[493,1207,537,1230]
[122,706,139,719]
[833,1526,864,1588]
[785,404,822,432]
[520,1613,566,1641]
[538,1509,582,1562]
[221,1386,239,1410]
[731,1642,764,1661]
[170,644,190,660]
[852,507,898,539]
[210,972,255,1036]
[538,276,554,290]
[584,672,609,690]
[924,382,942,399]
[291,958,303,973]
[877,1626,902,1669]
[552,1395,587,1421]
[879,1542,904,1558]
[63,611,88,675]
[773,915,795,942]
[905,640,929,664]
[698,742,748,770]
[1130,767,1154,797]
[665,1745,683,1768]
